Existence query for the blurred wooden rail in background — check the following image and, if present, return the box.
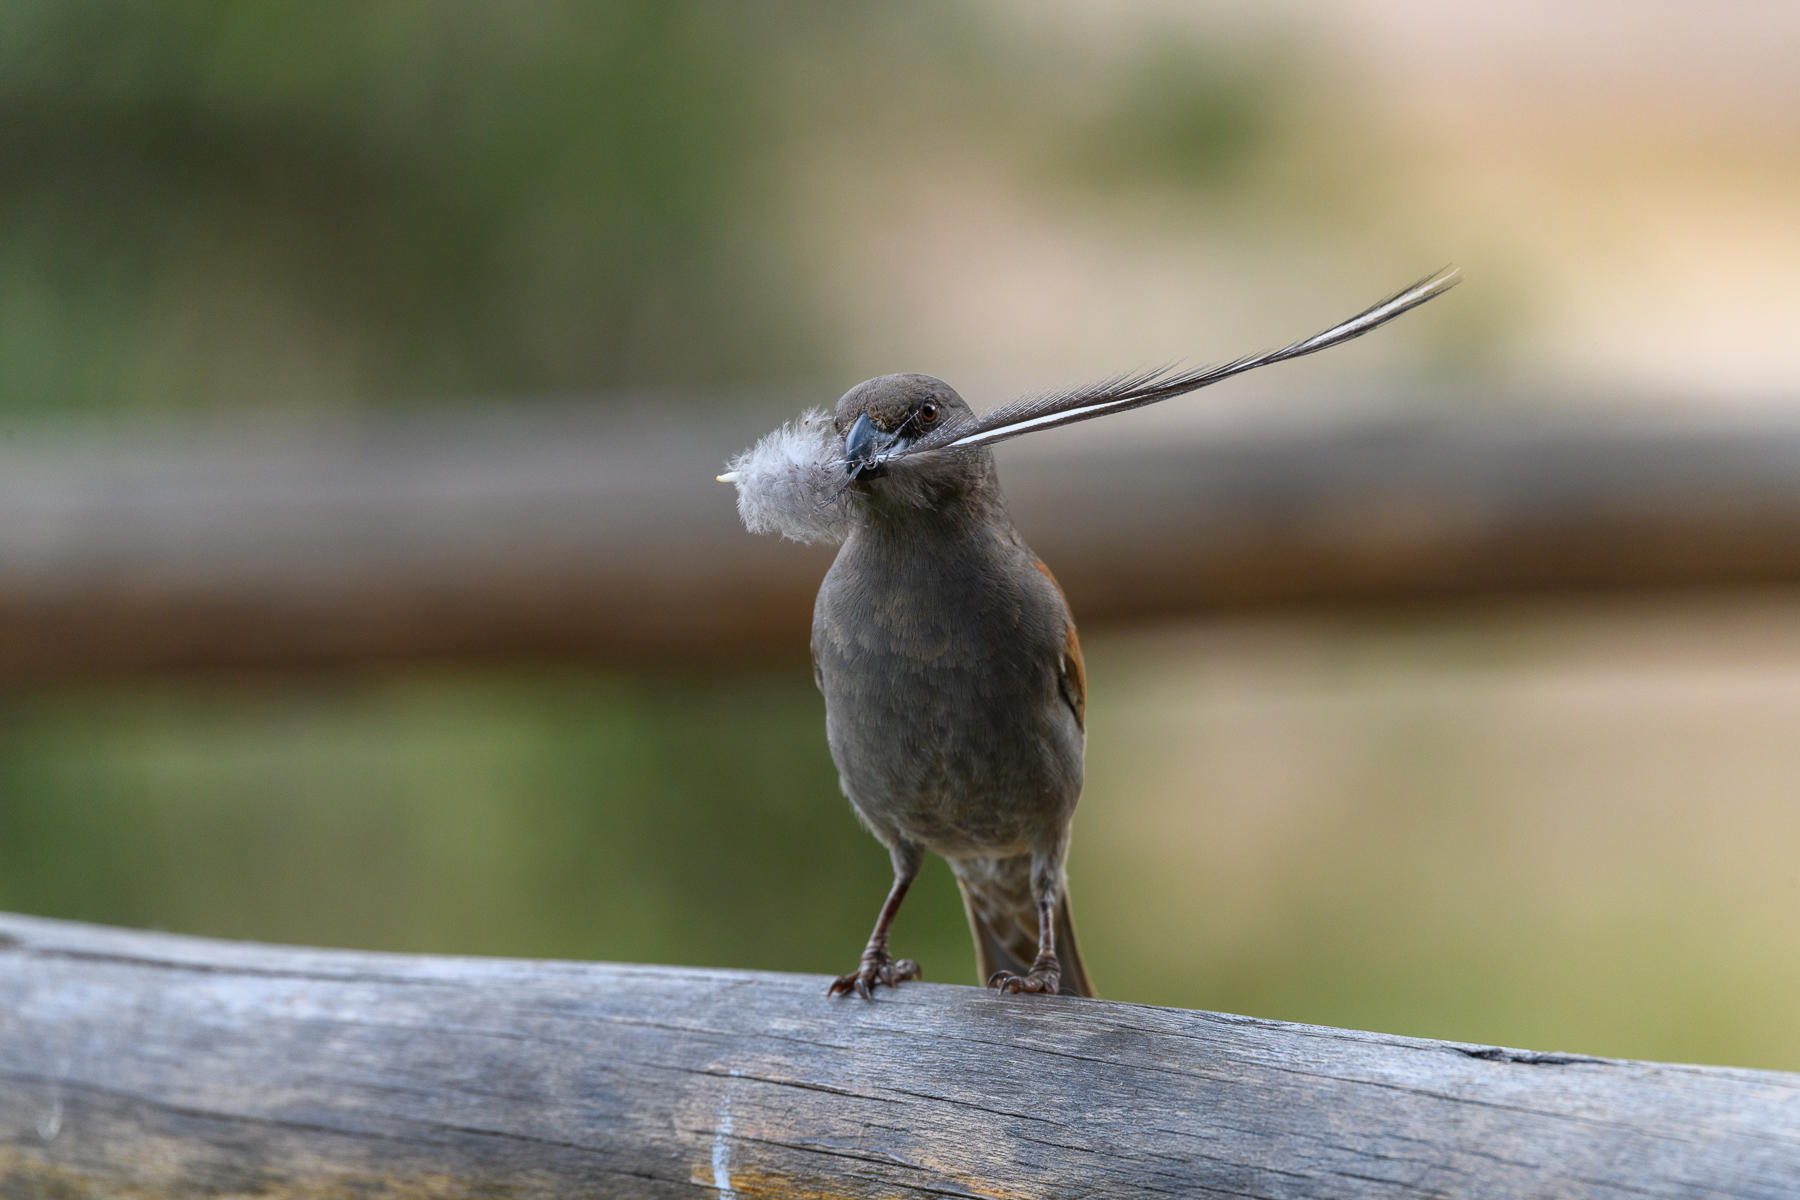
[5,403,1800,681]
[3,912,1797,1198]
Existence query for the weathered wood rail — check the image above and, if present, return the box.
[2,914,1795,1198]
[7,401,1800,681]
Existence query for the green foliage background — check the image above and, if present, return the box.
[2,2,831,417]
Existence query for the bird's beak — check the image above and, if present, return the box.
[843,412,892,477]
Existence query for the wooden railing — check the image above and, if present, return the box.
[3,913,1795,1197]
[5,402,1800,681]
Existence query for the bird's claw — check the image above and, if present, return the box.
[987,955,1061,996]
[827,950,921,1000]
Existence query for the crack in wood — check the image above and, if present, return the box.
[10,945,436,988]
[1456,1046,1606,1066]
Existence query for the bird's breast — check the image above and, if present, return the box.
[810,519,1083,856]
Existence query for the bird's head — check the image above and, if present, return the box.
[832,373,992,509]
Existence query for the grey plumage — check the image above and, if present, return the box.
[719,271,1461,1002]
[806,373,1092,997]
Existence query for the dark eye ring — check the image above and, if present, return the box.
[918,401,939,425]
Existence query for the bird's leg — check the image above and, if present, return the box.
[987,856,1064,995]
[828,842,923,1000]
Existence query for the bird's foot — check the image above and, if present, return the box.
[987,954,1061,995]
[827,948,921,1000]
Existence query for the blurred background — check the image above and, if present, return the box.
[3,1,1799,1071]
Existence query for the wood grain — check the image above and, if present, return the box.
[2,913,1795,1198]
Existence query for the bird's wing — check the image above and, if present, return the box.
[1059,624,1087,733]
[1032,558,1086,731]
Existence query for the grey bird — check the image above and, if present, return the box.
[719,268,1461,1001]
[815,372,1094,997]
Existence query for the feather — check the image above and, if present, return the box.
[898,266,1462,459]
[718,409,853,545]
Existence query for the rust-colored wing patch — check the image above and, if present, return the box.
[1034,558,1086,730]
[1060,623,1087,730]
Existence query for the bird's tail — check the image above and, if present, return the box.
[955,857,1095,998]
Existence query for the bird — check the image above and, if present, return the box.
[718,268,1460,1001]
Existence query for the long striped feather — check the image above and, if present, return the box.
[897,267,1461,459]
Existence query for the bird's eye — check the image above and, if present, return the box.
[918,401,939,425]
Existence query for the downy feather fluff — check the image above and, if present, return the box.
[722,409,851,545]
